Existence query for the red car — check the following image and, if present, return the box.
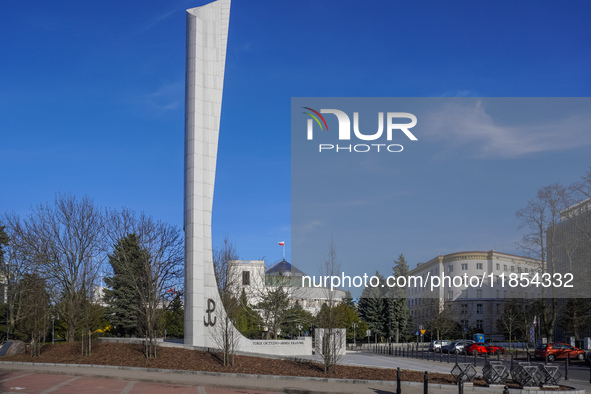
[465,342,505,355]
[534,343,585,362]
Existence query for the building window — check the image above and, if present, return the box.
[524,267,528,273]
[477,263,483,270]
[477,289,483,298]
[435,268,439,275]
[504,265,507,271]
[461,304,468,314]
[496,263,500,271]
[461,263,468,270]
[242,270,250,286]
[477,304,483,314]
[518,266,522,273]
[511,266,515,272]
[448,291,454,300]
[448,265,454,273]
[476,320,483,330]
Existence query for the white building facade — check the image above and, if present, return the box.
[229,259,347,316]
[407,251,541,337]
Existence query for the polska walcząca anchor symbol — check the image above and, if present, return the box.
[204,299,216,327]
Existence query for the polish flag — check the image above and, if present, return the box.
[278,241,285,246]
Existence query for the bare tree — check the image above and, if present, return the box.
[516,183,568,341]
[497,298,533,348]
[427,300,458,340]
[211,236,242,366]
[315,238,344,374]
[105,208,184,358]
[16,272,51,356]
[3,194,105,344]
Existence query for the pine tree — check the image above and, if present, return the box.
[104,234,149,337]
[357,272,388,339]
[390,254,410,342]
[0,224,8,266]
[162,295,184,338]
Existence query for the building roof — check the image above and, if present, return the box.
[266,259,306,276]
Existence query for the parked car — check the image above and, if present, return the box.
[441,342,454,353]
[534,343,585,362]
[449,340,475,354]
[429,340,452,352]
[465,342,504,355]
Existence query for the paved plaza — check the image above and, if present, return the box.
[1,352,589,394]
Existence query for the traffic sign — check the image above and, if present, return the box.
[366,330,371,337]
[414,330,420,336]
[420,329,426,335]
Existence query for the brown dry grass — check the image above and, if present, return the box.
[4,342,456,384]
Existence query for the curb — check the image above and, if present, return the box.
[0,361,586,393]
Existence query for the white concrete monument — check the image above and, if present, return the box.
[184,0,231,349]
[184,0,311,356]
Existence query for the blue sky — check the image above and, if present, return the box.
[1,1,591,278]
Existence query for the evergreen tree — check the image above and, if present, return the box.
[357,272,388,340]
[0,224,8,267]
[389,254,410,342]
[342,290,356,309]
[162,294,184,338]
[257,286,289,339]
[235,288,263,338]
[103,233,149,337]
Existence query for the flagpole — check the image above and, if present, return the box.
[279,241,285,260]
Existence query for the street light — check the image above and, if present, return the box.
[51,315,58,345]
[352,323,358,348]
[5,259,9,341]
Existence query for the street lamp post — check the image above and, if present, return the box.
[352,323,358,348]
[5,259,9,341]
[51,315,56,345]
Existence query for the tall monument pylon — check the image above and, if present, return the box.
[183,0,311,355]
[184,0,231,348]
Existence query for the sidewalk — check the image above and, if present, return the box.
[0,361,587,394]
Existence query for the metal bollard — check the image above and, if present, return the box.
[497,351,500,361]
[440,350,443,362]
[457,372,464,394]
[503,385,509,394]
[455,351,458,365]
[396,367,401,394]
[510,353,514,371]
[473,352,476,367]
[424,371,428,394]
[565,353,570,381]
[527,352,531,362]
[545,354,548,364]
[485,352,488,365]
[447,350,450,363]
